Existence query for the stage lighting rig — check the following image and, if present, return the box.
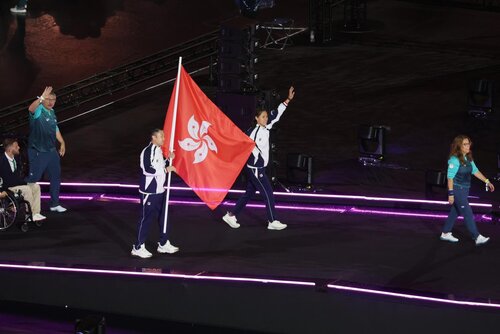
[236,0,275,17]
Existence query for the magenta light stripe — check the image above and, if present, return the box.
[327,284,500,309]
[0,263,495,308]
[226,201,347,213]
[98,195,348,213]
[38,182,231,193]
[99,194,139,203]
[98,195,497,220]
[38,181,139,189]
[286,193,491,208]
[41,195,94,200]
[349,207,453,220]
[0,263,314,287]
[481,214,493,221]
[41,182,492,208]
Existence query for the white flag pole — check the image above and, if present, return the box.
[163,56,182,234]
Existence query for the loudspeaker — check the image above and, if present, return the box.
[217,24,257,93]
[218,58,243,75]
[286,153,313,185]
[218,41,245,58]
[220,25,247,41]
[217,75,257,93]
[215,92,257,131]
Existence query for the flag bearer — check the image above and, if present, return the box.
[132,129,179,258]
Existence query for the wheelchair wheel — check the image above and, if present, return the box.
[20,222,29,233]
[0,194,17,231]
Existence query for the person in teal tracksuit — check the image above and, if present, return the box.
[440,135,495,246]
[27,86,67,213]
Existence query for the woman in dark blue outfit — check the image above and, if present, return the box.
[222,86,295,230]
[440,135,495,245]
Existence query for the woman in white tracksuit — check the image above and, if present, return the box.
[223,86,295,230]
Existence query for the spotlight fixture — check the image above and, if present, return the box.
[75,315,106,334]
[425,170,447,199]
[467,79,494,119]
[286,153,313,186]
[358,125,388,166]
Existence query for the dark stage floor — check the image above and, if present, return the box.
[0,195,499,305]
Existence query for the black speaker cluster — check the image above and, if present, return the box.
[217,24,258,94]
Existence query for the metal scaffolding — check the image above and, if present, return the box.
[0,30,219,133]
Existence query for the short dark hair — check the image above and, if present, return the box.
[150,128,163,137]
[2,138,18,150]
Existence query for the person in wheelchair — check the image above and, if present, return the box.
[0,138,46,222]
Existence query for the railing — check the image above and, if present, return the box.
[0,30,219,133]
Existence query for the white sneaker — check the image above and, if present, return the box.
[157,240,179,254]
[475,235,490,246]
[50,205,67,213]
[33,213,47,221]
[440,232,459,243]
[267,220,287,230]
[223,213,240,228]
[131,244,152,258]
[10,6,27,14]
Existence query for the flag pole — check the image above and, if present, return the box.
[163,57,182,234]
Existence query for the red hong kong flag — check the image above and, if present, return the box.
[162,65,255,209]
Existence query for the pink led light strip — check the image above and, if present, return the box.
[98,195,490,221]
[37,182,493,208]
[0,263,497,309]
[0,263,314,286]
[327,284,500,309]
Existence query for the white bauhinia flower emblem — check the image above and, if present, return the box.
[178,115,218,164]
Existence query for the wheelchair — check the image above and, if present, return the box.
[0,189,41,232]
